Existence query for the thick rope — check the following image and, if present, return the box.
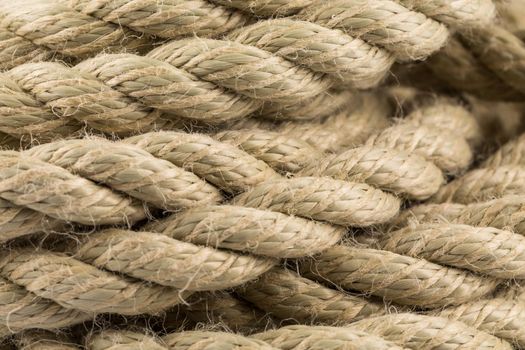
[376,223,525,279]
[71,229,275,291]
[237,267,384,324]
[15,330,80,350]
[123,131,279,193]
[144,205,344,258]
[0,151,146,226]
[393,196,525,236]
[434,298,525,348]
[86,330,167,350]
[232,176,401,226]
[431,165,525,204]
[349,313,512,349]
[24,138,223,210]
[0,249,186,315]
[484,133,525,168]
[301,245,499,307]
[252,325,405,350]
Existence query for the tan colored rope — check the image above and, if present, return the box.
[215,129,323,173]
[86,330,167,350]
[61,0,250,39]
[377,223,525,279]
[434,298,525,348]
[144,205,344,258]
[237,267,384,324]
[15,330,80,350]
[349,313,512,349]
[0,249,186,315]
[431,165,525,204]
[301,245,498,307]
[228,18,394,89]
[124,131,279,193]
[252,325,405,350]
[162,331,279,350]
[232,176,401,226]
[0,151,145,226]
[393,196,525,236]
[24,138,222,211]
[0,277,91,331]
[484,133,525,168]
[72,229,275,291]
[300,144,444,200]
[0,1,149,69]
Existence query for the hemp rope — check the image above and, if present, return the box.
[484,133,525,168]
[434,298,525,348]
[71,229,275,291]
[0,248,187,315]
[144,205,345,258]
[0,151,146,226]
[87,330,167,350]
[300,245,499,308]
[15,330,79,350]
[236,267,385,325]
[431,165,525,204]
[349,313,512,349]
[376,223,525,279]
[232,176,401,226]
[24,138,224,210]
[393,196,525,236]
[251,325,405,350]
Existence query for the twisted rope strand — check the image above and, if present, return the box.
[86,330,167,350]
[301,245,499,307]
[163,331,278,350]
[0,249,186,315]
[24,138,223,211]
[144,205,344,258]
[237,267,385,324]
[72,229,276,291]
[377,223,525,279]
[232,176,401,226]
[349,313,512,349]
[15,330,80,350]
[484,133,525,168]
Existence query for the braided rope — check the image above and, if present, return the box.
[252,325,405,350]
[72,229,275,291]
[435,298,525,348]
[0,249,186,315]
[349,313,512,349]
[232,176,401,226]
[393,196,525,236]
[301,245,498,307]
[237,267,384,324]
[377,223,525,279]
[431,165,525,204]
[144,205,344,258]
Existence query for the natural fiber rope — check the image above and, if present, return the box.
[300,245,499,307]
[376,223,525,279]
[15,330,79,350]
[0,248,187,315]
[144,205,345,258]
[252,325,405,350]
[237,267,385,324]
[86,330,167,350]
[349,313,512,349]
[434,298,525,348]
[71,229,276,291]
[393,196,525,236]
[484,133,525,168]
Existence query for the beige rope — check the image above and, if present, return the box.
[435,298,525,348]
[124,131,279,193]
[86,330,167,350]
[72,229,275,291]
[393,196,525,236]
[252,325,405,350]
[349,313,512,349]
[0,151,145,226]
[377,223,525,279]
[144,205,344,258]
[0,248,186,315]
[163,331,278,350]
[300,144,444,200]
[301,245,498,307]
[237,267,384,324]
[0,277,91,331]
[15,330,80,350]
[24,138,223,211]
[484,133,525,168]
[228,18,394,89]
[431,165,525,204]
[233,176,401,226]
